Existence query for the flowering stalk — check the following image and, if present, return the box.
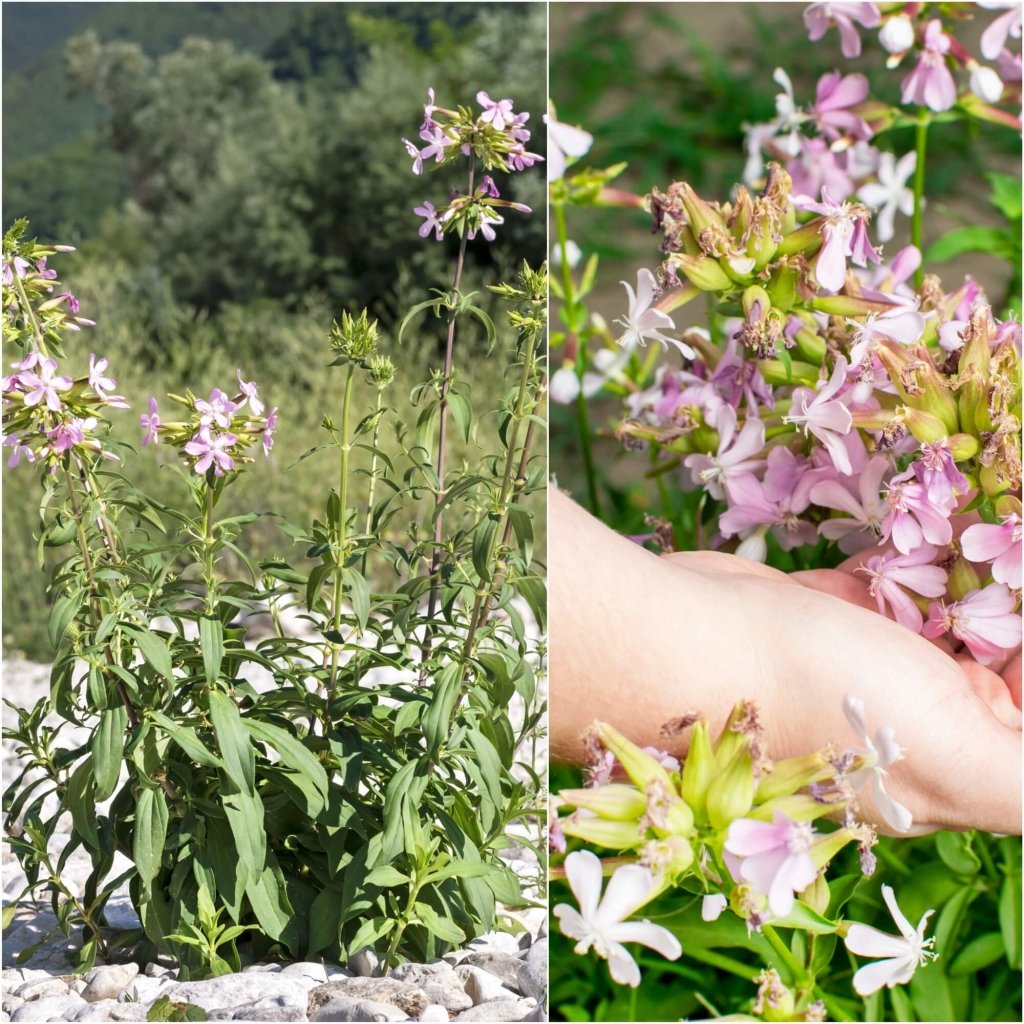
[911,110,929,287]
[328,362,356,694]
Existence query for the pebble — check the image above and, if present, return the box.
[11,994,84,1021]
[308,979,426,1019]
[107,1005,149,1022]
[309,996,409,1022]
[68,1002,118,1022]
[452,997,537,1022]
[517,938,547,1004]
[416,1007,450,1023]
[278,963,328,986]
[208,997,308,1021]
[458,953,525,992]
[455,965,510,1006]
[81,965,139,1003]
[14,979,70,1001]
[347,948,382,979]
[166,974,312,1013]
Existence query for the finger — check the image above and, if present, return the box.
[954,654,1023,731]
[660,550,797,583]
[1003,653,1023,708]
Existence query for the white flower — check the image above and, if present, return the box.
[550,348,631,406]
[701,893,728,922]
[857,151,916,243]
[553,850,682,987]
[546,114,594,182]
[845,884,936,995]
[616,269,692,357]
[969,63,1004,103]
[842,695,913,833]
[552,239,583,268]
[879,14,915,54]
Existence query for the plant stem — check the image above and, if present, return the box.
[422,159,475,666]
[761,923,811,988]
[361,385,385,579]
[912,110,929,288]
[202,481,217,615]
[328,363,355,695]
[555,201,600,515]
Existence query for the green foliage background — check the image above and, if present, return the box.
[2,1,547,660]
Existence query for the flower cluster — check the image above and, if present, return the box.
[609,166,1021,665]
[405,88,540,243]
[552,698,937,1000]
[745,4,1021,241]
[141,370,275,478]
[2,233,124,471]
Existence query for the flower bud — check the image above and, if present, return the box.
[901,406,949,445]
[755,967,796,1022]
[947,557,982,601]
[670,253,734,292]
[748,794,841,824]
[706,743,756,830]
[776,219,825,258]
[677,182,728,238]
[560,812,644,850]
[680,719,715,817]
[948,432,981,460]
[812,295,896,318]
[809,827,855,869]
[558,785,647,821]
[879,14,914,54]
[644,777,695,836]
[956,371,994,434]
[330,309,380,365]
[979,464,1012,497]
[994,495,1022,520]
[596,722,676,794]
[970,64,1004,104]
[755,752,832,803]
[640,835,695,878]
[875,342,959,434]
[801,874,830,917]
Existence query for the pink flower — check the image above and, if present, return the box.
[812,454,890,552]
[615,269,692,357]
[901,20,957,112]
[847,303,925,365]
[414,200,444,241]
[787,136,858,203]
[88,353,128,408]
[784,357,855,475]
[961,515,1022,590]
[3,432,35,467]
[545,113,593,182]
[402,137,424,175]
[923,584,1022,665]
[795,188,880,292]
[914,441,968,506]
[476,91,515,131]
[881,470,954,554]
[195,388,239,430]
[235,370,264,416]
[709,334,775,417]
[804,3,881,58]
[684,405,766,500]
[140,398,161,446]
[262,407,278,456]
[724,811,819,918]
[857,151,917,243]
[812,71,872,141]
[184,427,237,476]
[980,2,1023,60]
[856,543,948,633]
[21,358,73,412]
[843,696,913,833]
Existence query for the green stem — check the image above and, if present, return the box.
[555,201,600,515]
[676,943,761,981]
[761,924,811,988]
[11,270,52,359]
[360,386,385,579]
[911,111,929,288]
[328,363,356,694]
[385,878,422,966]
[202,482,217,615]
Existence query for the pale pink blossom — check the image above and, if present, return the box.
[235,370,264,415]
[980,2,1023,60]
[901,20,957,112]
[812,71,872,140]
[554,850,682,987]
[856,543,948,634]
[881,470,955,554]
[21,358,73,412]
[262,407,278,456]
[545,114,593,182]
[3,432,35,467]
[140,398,160,446]
[804,3,881,58]
[842,696,912,833]
[811,454,890,552]
[845,885,936,995]
[724,811,819,918]
[784,356,855,475]
[923,584,1022,665]
[476,91,515,131]
[184,427,237,477]
[846,302,924,365]
[615,269,692,357]
[857,152,916,243]
[195,388,239,430]
[702,894,728,922]
[684,404,766,500]
[795,189,880,292]
[914,441,968,506]
[961,515,1022,590]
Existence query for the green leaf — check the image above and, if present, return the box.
[767,901,838,935]
[999,868,1022,969]
[220,778,267,885]
[147,995,209,1021]
[208,691,255,793]
[343,568,370,631]
[936,831,981,875]
[413,901,466,945]
[472,517,498,582]
[987,171,1022,220]
[397,298,444,345]
[949,931,1006,976]
[365,865,409,887]
[134,786,169,886]
[92,705,128,800]
[150,712,223,768]
[200,617,224,685]
[67,758,100,850]
[514,573,546,632]
[925,226,1016,264]
[507,505,534,565]
[126,627,174,681]
[421,662,461,756]
[934,886,974,960]
[245,862,291,944]
[243,719,328,814]
[307,886,344,957]
[2,903,17,930]
[448,391,472,444]
[47,590,85,650]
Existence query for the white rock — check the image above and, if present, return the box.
[518,938,546,1004]
[347,948,382,978]
[279,962,328,985]
[69,1001,118,1022]
[309,997,409,1022]
[0,998,22,1018]
[463,932,521,957]
[241,964,282,974]
[107,1004,150,1022]
[452,997,537,1022]
[455,966,510,1006]
[143,964,173,978]
[165,974,310,1013]
[11,995,84,1022]
[82,963,139,1003]
[417,1007,450,1023]
[15,978,70,1002]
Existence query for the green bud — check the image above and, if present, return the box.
[948,557,982,601]
[368,353,396,389]
[765,264,799,311]
[706,743,756,830]
[812,295,896,317]
[802,874,830,917]
[644,777,695,836]
[875,342,959,435]
[948,433,980,460]
[901,406,949,445]
[957,371,994,434]
[596,722,676,794]
[755,967,796,1022]
[713,700,758,767]
[671,253,733,292]
[748,794,840,823]
[741,285,772,321]
[330,309,379,365]
[680,720,715,817]
[677,182,728,238]
[776,218,824,258]
[994,495,1022,519]
[755,752,832,803]
[809,827,856,869]
[640,835,695,878]
[979,464,1012,497]
[558,785,647,821]
[560,813,644,850]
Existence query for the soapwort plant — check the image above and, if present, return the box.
[2,86,547,979]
